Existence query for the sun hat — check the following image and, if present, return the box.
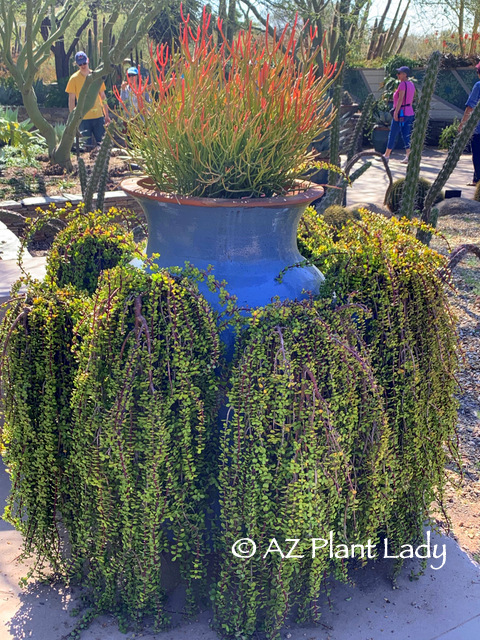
[127,67,139,76]
[396,66,410,75]
[75,51,88,65]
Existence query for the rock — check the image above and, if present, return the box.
[0,209,27,231]
[436,197,480,217]
[346,202,392,217]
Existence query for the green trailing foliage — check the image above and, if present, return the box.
[0,205,460,638]
[68,266,221,623]
[22,205,137,295]
[0,283,86,572]
[386,177,444,214]
[299,207,459,552]
[215,300,392,638]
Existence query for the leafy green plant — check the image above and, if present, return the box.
[0,75,22,105]
[300,208,459,548]
[0,107,47,155]
[215,299,392,637]
[0,282,86,571]
[118,10,337,198]
[0,143,45,168]
[439,120,460,150]
[68,266,221,623]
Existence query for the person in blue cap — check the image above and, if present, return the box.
[459,61,480,185]
[66,51,110,148]
[120,66,149,115]
[382,66,416,165]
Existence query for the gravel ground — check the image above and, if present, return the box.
[430,212,480,563]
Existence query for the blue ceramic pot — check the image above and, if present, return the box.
[121,177,325,312]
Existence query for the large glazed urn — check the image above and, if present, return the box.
[121,177,325,313]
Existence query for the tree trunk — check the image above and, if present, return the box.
[20,85,56,156]
[53,40,70,82]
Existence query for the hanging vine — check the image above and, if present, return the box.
[0,203,460,640]
[67,266,221,625]
[215,300,393,639]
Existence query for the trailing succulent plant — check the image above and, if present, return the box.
[45,206,136,294]
[0,204,460,638]
[386,176,443,214]
[215,299,392,638]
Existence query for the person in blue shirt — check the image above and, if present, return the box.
[459,61,480,185]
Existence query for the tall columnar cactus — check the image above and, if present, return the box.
[398,51,441,220]
[78,131,113,213]
[419,96,480,237]
[346,93,374,161]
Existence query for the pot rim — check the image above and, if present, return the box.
[121,176,324,208]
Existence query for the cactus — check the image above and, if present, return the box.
[366,0,410,60]
[79,131,114,213]
[78,155,88,195]
[419,95,480,232]
[346,93,374,161]
[399,51,441,220]
[474,181,480,202]
[386,177,443,214]
[95,141,113,214]
[322,204,361,229]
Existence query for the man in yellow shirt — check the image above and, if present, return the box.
[66,51,111,148]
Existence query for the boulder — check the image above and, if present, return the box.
[346,202,393,217]
[436,197,480,217]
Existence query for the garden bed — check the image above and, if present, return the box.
[0,150,132,201]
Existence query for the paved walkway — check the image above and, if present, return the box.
[1,148,480,640]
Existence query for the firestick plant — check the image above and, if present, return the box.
[115,7,338,199]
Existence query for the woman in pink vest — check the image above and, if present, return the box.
[383,66,415,164]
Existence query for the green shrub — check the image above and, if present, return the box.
[438,120,460,150]
[0,107,47,158]
[386,176,444,214]
[0,76,22,106]
[44,79,68,108]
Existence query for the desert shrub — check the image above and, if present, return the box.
[0,107,47,164]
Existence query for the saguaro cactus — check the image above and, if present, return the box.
[399,51,441,220]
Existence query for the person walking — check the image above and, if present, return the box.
[459,61,480,186]
[383,66,415,164]
[66,51,111,148]
[120,67,142,114]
